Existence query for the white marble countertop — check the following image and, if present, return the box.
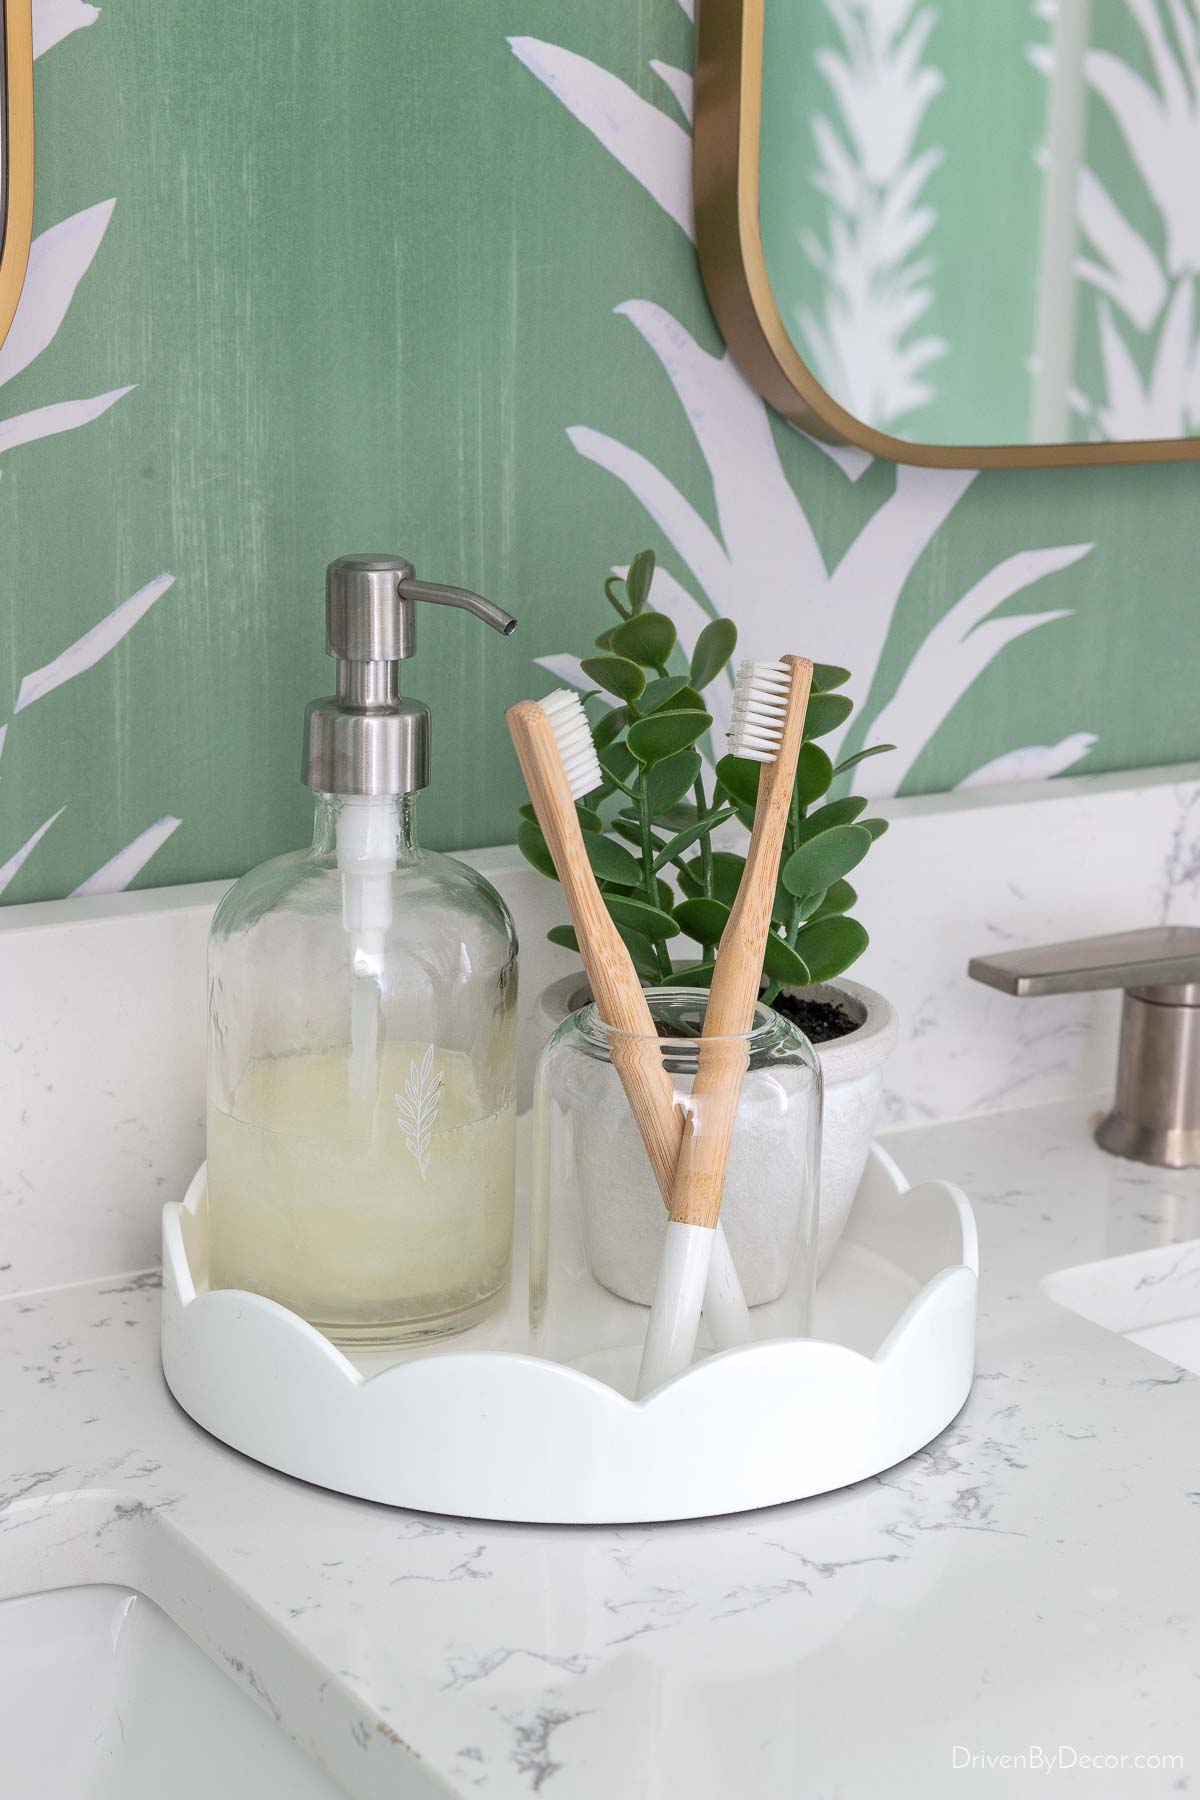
[4,1093,1200,1798]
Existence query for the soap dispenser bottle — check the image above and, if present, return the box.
[206,555,519,1348]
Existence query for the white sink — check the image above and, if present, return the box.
[1044,1237,1200,1375]
[0,1584,346,1799]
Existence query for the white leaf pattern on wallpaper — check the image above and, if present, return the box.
[507,38,693,238]
[858,544,1092,795]
[71,817,182,897]
[0,808,66,898]
[395,1046,445,1180]
[0,387,134,457]
[512,26,1097,796]
[0,200,116,388]
[799,0,947,431]
[958,734,1099,789]
[0,15,178,900]
[32,0,99,60]
[650,61,693,122]
[15,574,175,714]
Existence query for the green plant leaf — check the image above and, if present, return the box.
[605,894,680,941]
[517,819,557,881]
[581,832,643,886]
[787,889,827,921]
[546,924,579,953]
[652,806,735,872]
[518,801,537,824]
[617,925,663,980]
[832,743,894,777]
[658,961,716,990]
[643,678,706,715]
[659,801,698,831]
[674,895,731,947]
[803,693,854,741]
[690,618,738,690]
[811,662,850,692]
[781,823,871,896]
[580,655,646,704]
[593,626,617,651]
[681,849,746,905]
[611,611,677,670]
[793,742,834,805]
[645,747,702,813]
[808,878,856,920]
[792,916,869,982]
[762,935,811,986]
[792,796,867,847]
[714,753,762,809]
[604,575,631,620]
[637,675,686,713]
[627,709,711,765]
[624,549,655,614]
[599,738,637,790]
[576,803,603,833]
[591,705,628,752]
[860,817,889,840]
[610,815,666,855]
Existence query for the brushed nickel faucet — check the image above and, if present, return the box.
[968,926,1200,1168]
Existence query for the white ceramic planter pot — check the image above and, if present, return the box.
[534,970,898,1279]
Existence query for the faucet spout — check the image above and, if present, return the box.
[397,577,517,637]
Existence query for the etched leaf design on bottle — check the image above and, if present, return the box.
[395,1045,445,1179]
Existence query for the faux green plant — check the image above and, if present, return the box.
[518,551,892,1002]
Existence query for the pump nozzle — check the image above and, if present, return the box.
[397,577,517,638]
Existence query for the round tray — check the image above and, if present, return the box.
[160,1139,977,1524]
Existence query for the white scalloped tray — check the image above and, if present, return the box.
[161,1141,977,1524]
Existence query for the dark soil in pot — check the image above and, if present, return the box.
[766,990,858,1045]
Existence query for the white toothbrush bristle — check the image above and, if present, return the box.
[538,689,603,800]
[726,660,792,762]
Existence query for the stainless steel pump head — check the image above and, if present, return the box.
[302,554,517,797]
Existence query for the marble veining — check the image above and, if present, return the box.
[2,1095,1200,1796]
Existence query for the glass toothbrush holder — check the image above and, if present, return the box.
[530,989,821,1388]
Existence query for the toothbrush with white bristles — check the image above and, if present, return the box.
[636,656,814,1397]
[507,690,751,1356]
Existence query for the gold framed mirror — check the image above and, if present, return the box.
[0,0,34,351]
[694,0,1200,468]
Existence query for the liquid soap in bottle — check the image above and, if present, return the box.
[206,555,519,1347]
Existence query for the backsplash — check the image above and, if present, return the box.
[1,0,1198,905]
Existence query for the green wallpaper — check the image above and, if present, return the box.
[0,0,1197,905]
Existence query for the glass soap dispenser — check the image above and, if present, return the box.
[206,554,519,1349]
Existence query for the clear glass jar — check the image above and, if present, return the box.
[206,791,518,1348]
[530,991,821,1387]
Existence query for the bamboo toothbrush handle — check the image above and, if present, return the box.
[507,702,681,1200]
[666,657,814,1229]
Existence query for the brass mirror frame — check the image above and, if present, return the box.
[693,0,1200,469]
[0,0,34,352]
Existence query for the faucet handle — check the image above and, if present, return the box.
[968,925,1200,1168]
[968,925,1200,1003]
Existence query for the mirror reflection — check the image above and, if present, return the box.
[759,0,1200,448]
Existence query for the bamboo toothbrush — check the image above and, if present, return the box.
[636,656,814,1397]
[507,691,750,1351]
